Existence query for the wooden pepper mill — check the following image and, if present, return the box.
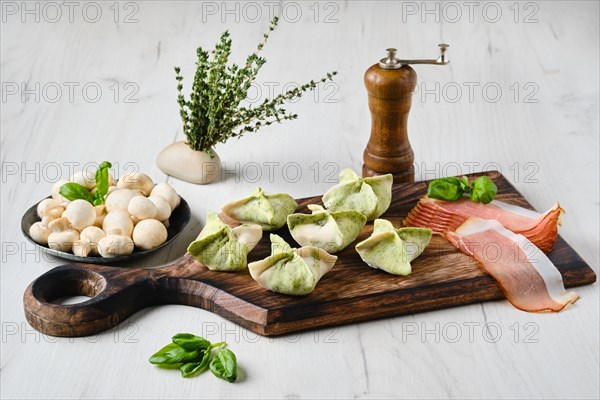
[363,44,450,183]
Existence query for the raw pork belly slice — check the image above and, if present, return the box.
[446,219,578,312]
[404,197,563,252]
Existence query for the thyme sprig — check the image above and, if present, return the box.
[175,17,337,157]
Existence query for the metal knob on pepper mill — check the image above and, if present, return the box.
[363,44,450,183]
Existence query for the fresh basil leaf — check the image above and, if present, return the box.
[172,333,211,351]
[427,177,465,202]
[209,348,237,382]
[59,182,93,203]
[470,176,497,204]
[94,161,112,204]
[156,363,184,369]
[91,191,101,206]
[459,176,470,192]
[180,349,211,378]
[149,343,200,365]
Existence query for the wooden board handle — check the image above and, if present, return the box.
[23,262,161,337]
[23,255,274,337]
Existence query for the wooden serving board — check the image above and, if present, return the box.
[23,171,596,337]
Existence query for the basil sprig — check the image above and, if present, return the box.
[426,177,466,202]
[149,333,237,381]
[209,347,238,382]
[149,343,201,365]
[93,161,112,205]
[470,176,497,203]
[58,161,112,206]
[180,350,212,378]
[427,176,497,204]
[172,333,211,351]
[59,182,94,203]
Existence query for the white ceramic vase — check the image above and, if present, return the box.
[156,141,221,184]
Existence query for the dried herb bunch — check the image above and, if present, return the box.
[174,17,337,157]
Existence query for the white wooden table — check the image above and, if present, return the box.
[1,1,598,398]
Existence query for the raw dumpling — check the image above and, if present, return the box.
[221,187,298,231]
[188,211,262,271]
[322,169,393,221]
[248,234,337,295]
[355,219,432,275]
[287,204,367,254]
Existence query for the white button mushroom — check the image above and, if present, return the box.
[37,198,65,220]
[48,230,80,252]
[108,174,116,186]
[47,217,80,253]
[52,179,70,205]
[117,172,155,196]
[81,225,106,242]
[128,195,158,220]
[48,216,70,231]
[148,195,171,222]
[29,222,51,245]
[79,226,106,255]
[105,188,141,212]
[150,183,180,211]
[73,240,94,257]
[132,219,168,250]
[98,235,134,257]
[93,205,107,228]
[70,169,96,190]
[41,217,56,228]
[102,210,134,237]
[63,199,96,231]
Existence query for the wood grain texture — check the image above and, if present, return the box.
[23,171,596,337]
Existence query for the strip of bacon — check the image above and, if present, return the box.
[446,219,578,312]
[404,197,563,252]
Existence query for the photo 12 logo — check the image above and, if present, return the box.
[219,161,341,184]
[246,81,339,105]
[400,1,540,24]
[400,321,540,344]
[198,322,340,344]
[1,161,140,185]
[413,81,540,104]
[412,161,540,184]
[1,1,139,24]
[2,321,140,344]
[1,81,140,104]
[200,1,340,23]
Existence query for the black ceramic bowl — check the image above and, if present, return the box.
[21,196,191,264]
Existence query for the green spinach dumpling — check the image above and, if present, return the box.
[221,187,298,231]
[188,212,262,271]
[287,204,367,254]
[322,169,393,221]
[355,219,432,276]
[248,234,337,295]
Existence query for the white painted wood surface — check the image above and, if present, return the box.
[1,1,598,398]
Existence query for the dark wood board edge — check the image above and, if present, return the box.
[258,253,596,334]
